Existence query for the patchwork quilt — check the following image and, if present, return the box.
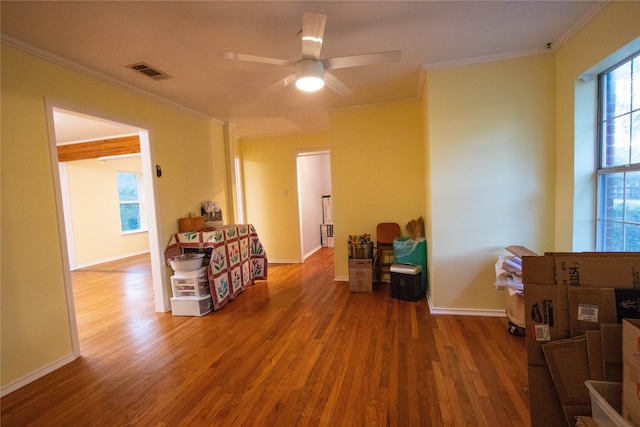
[164,224,268,310]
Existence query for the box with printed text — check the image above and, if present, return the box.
[623,319,640,426]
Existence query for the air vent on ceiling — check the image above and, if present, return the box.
[126,62,172,80]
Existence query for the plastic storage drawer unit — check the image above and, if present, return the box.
[170,295,213,316]
[171,266,210,298]
[390,264,423,301]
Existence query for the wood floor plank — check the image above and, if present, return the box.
[1,249,530,426]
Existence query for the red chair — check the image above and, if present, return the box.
[375,223,401,284]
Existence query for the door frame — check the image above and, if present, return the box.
[45,100,169,356]
[296,150,331,261]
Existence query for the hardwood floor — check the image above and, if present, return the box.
[1,248,530,426]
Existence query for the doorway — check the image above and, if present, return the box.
[297,151,332,260]
[46,104,168,355]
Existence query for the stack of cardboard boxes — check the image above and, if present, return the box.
[523,253,640,426]
[321,194,334,248]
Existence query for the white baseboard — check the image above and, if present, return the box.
[72,250,151,270]
[333,280,506,318]
[1,353,77,397]
[303,245,322,260]
[427,296,507,317]
[267,259,301,264]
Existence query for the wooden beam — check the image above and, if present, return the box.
[57,135,140,162]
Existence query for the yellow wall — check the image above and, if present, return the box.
[425,54,556,311]
[421,73,434,300]
[65,157,149,266]
[240,130,330,262]
[1,44,227,391]
[240,101,425,280]
[329,101,425,279]
[554,1,640,251]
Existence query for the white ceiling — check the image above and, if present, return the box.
[1,1,605,139]
[52,109,141,145]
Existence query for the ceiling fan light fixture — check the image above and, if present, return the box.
[295,59,325,92]
[296,76,324,92]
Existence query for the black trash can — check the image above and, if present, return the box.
[390,263,423,301]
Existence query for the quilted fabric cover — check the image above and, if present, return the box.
[165,224,268,310]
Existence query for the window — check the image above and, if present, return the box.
[596,52,640,251]
[117,172,144,233]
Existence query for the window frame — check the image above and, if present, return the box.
[595,51,640,251]
[116,171,146,234]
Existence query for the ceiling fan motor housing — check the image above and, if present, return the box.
[295,59,325,91]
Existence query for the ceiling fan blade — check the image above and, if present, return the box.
[323,72,353,97]
[324,50,401,70]
[301,13,326,59]
[263,73,297,95]
[223,51,293,67]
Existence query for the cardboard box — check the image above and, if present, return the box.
[523,253,640,288]
[563,404,596,426]
[527,364,566,427]
[322,194,332,223]
[587,330,605,381]
[601,324,623,382]
[321,224,334,248]
[575,416,601,427]
[623,319,640,426]
[524,252,640,427]
[522,255,556,285]
[525,283,570,366]
[568,288,621,336]
[585,326,624,384]
[555,255,640,288]
[349,259,372,292]
[568,288,640,338]
[523,255,640,367]
[543,336,592,424]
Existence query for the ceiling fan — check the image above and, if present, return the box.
[223,12,401,96]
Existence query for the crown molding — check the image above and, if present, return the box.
[1,34,219,123]
[552,1,610,51]
[424,1,610,71]
[424,47,549,71]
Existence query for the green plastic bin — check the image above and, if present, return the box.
[393,237,428,292]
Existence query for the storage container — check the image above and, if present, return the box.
[170,295,213,316]
[584,381,634,427]
[393,237,427,290]
[390,263,423,301]
[322,194,332,223]
[173,265,208,279]
[321,224,334,248]
[178,216,205,232]
[168,253,205,271]
[349,242,373,259]
[349,258,372,292]
[171,267,210,298]
[504,286,525,328]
